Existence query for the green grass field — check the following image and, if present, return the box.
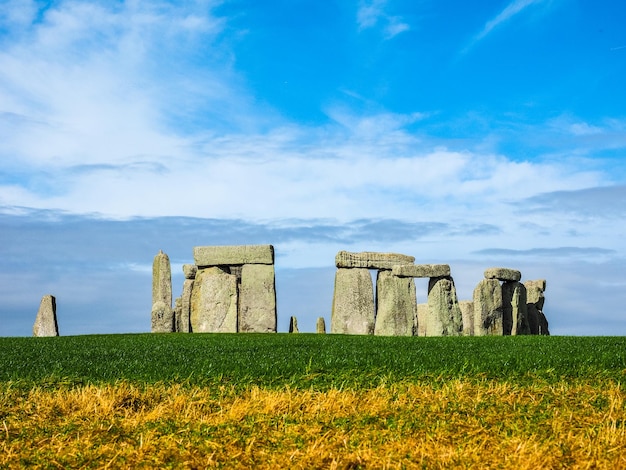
[1,334,625,468]
[1,334,625,387]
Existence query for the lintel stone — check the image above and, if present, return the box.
[335,251,415,270]
[484,267,521,282]
[194,244,274,267]
[392,264,450,278]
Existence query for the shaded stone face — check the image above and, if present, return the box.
[193,245,274,267]
[502,281,529,335]
[426,276,463,336]
[392,264,451,278]
[458,301,474,336]
[374,270,417,336]
[190,267,238,333]
[152,250,172,308]
[484,268,522,282]
[525,279,549,335]
[33,294,59,337]
[151,300,174,333]
[239,264,277,333]
[289,316,299,333]
[335,251,415,270]
[331,268,375,335]
[316,317,326,333]
[473,279,504,335]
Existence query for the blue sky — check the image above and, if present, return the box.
[1,0,625,336]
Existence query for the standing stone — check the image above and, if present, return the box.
[33,295,59,337]
[151,300,175,333]
[316,317,326,333]
[180,279,194,333]
[425,276,463,336]
[331,268,375,335]
[152,250,172,308]
[374,270,417,336]
[190,267,238,333]
[335,251,415,270]
[416,303,428,336]
[289,316,299,333]
[459,301,474,336]
[473,279,504,335]
[502,281,529,335]
[525,280,548,335]
[239,264,277,333]
[173,297,182,332]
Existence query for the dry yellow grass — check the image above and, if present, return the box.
[1,379,625,469]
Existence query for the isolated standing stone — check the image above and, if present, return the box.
[180,279,194,333]
[152,250,172,308]
[316,317,326,333]
[425,276,463,336]
[33,295,59,337]
[473,279,504,335]
[289,316,299,333]
[151,300,175,333]
[502,281,529,335]
[331,268,375,335]
[459,301,474,336]
[239,264,277,333]
[374,270,416,336]
[335,251,415,270]
[190,267,238,333]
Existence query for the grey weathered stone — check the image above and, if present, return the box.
[335,251,415,270]
[473,279,504,335]
[190,267,238,333]
[173,297,182,333]
[459,301,474,336]
[374,270,417,336]
[417,303,428,336]
[425,276,463,336]
[33,294,59,337]
[239,264,277,333]
[503,281,529,335]
[152,250,172,308]
[331,268,375,335]
[180,279,194,333]
[525,280,548,335]
[193,245,274,267]
[316,317,326,333]
[392,264,451,278]
[182,264,197,280]
[151,300,175,333]
[289,316,299,333]
[484,267,521,282]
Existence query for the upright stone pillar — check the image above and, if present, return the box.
[316,317,326,333]
[173,297,182,332]
[152,300,175,333]
[190,267,238,333]
[289,316,299,333]
[473,279,504,335]
[179,266,196,333]
[459,301,474,336]
[525,280,549,335]
[503,281,529,335]
[426,276,463,336]
[331,268,375,335]
[239,264,277,333]
[33,294,59,337]
[374,270,416,336]
[416,304,428,336]
[152,250,172,308]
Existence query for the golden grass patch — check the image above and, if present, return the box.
[1,380,624,469]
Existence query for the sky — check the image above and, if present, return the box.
[1,0,625,336]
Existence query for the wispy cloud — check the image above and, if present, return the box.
[357,0,409,39]
[462,0,546,53]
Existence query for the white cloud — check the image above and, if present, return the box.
[357,0,409,39]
